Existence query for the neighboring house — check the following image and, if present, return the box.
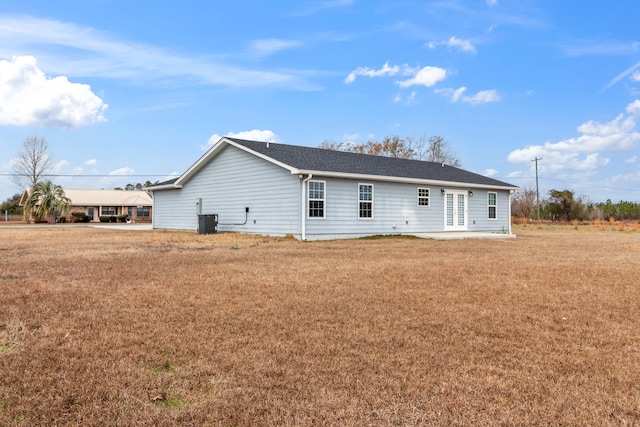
[147,137,519,240]
[20,188,153,222]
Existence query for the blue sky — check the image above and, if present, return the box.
[1,0,639,203]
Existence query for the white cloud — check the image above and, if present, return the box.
[109,167,135,176]
[608,169,640,185]
[427,37,476,54]
[487,0,498,6]
[483,168,498,177]
[85,158,97,166]
[345,61,400,84]
[436,86,500,104]
[602,60,640,91]
[0,56,107,128]
[507,101,640,172]
[0,15,313,90]
[343,133,359,141]
[250,39,303,57]
[396,66,447,88]
[52,160,69,173]
[625,155,637,163]
[205,129,280,149]
[406,91,418,104]
[632,71,640,82]
[626,100,640,115]
[445,37,476,53]
[465,89,500,104]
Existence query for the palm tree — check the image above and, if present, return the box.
[24,181,71,223]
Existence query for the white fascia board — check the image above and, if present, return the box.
[294,170,519,191]
[146,184,183,191]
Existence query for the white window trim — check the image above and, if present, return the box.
[307,180,326,219]
[358,183,374,220]
[417,187,430,207]
[488,191,497,220]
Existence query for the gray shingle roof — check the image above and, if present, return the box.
[228,138,517,189]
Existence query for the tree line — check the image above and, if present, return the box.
[319,135,462,167]
[511,187,640,222]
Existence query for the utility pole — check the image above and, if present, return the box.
[532,157,542,220]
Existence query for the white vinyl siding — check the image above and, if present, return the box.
[152,145,299,235]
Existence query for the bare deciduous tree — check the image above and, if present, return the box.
[511,185,537,219]
[422,135,461,167]
[12,136,53,191]
[320,134,462,166]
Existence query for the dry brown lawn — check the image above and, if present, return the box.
[1,225,639,426]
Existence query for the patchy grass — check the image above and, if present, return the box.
[0,226,639,425]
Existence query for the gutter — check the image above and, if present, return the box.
[294,170,518,191]
[300,173,313,241]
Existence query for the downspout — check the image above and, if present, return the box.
[300,174,312,241]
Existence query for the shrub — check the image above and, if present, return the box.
[70,212,91,223]
[117,214,129,223]
[99,216,111,223]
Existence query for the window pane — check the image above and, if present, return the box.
[309,181,324,199]
[308,181,325,218]
[309,200,324,218]
[488,192,497,219]
[359,185,372,201]
[418,188,429,206]
[359,185,373,218]
[359,202,372,218]
[457,194,465,226]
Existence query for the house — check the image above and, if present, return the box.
[147,137,518,240]
[20,188,153,222]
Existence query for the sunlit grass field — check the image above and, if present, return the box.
[1,225,639,425]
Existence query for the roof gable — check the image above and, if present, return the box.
[149,137,518,190]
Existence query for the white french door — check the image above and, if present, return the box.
[444,190,468,231]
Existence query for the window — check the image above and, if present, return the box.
[137,206,150,217]
[102,206,116,215]
[308,180,325,218]
[358,184,373,219]
[128,206,133,218]
[417,188,430,206]
[488,192,497,219]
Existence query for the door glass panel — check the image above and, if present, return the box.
[446,194,454,226]
[457,194,465,226]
